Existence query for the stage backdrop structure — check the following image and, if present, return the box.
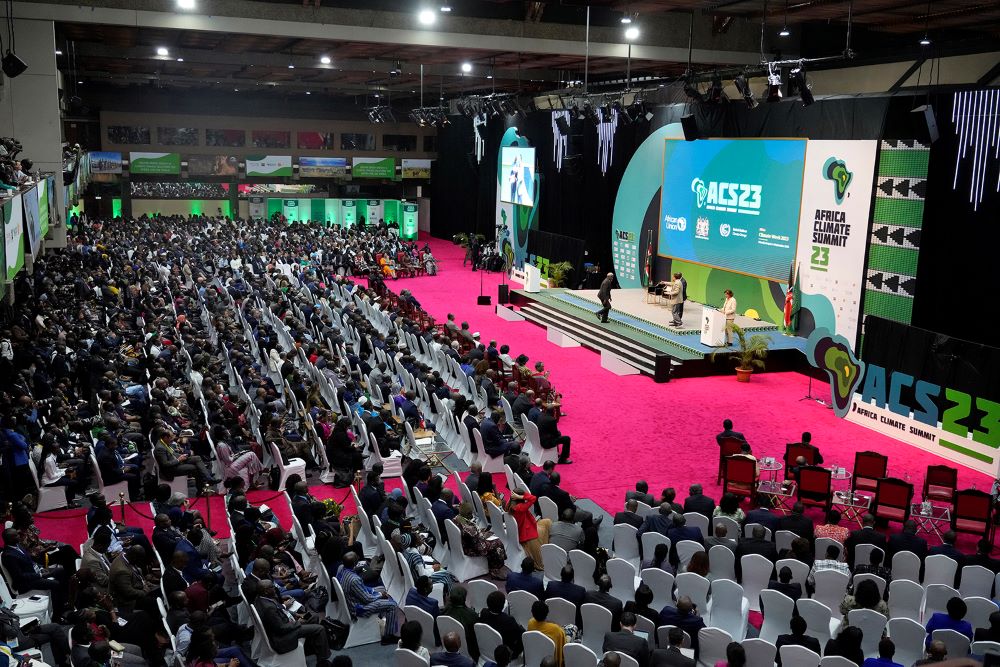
[496,128,540,271]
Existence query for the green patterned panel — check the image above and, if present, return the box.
[863,290,914,323]
[867,245,919,276]
[878,150,930,178]
[873,198,925,226]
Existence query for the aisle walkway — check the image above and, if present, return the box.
[392,236,992,520]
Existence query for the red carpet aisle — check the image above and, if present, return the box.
[390,236,994,518]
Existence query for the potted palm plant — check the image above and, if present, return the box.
[712,324,769,382]
[546,261,574,287]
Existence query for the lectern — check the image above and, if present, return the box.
[700,306,727,347]
[524,264,541,293]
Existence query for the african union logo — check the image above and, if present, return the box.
[691,178,708,208]
[823,157,853,205]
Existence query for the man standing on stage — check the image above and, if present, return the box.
[722,289,737,345]
[596,272,614,323]
[666,272,684,327]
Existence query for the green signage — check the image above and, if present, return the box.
[129,152,181,175]
[352,158,396,179]
[401,203,418,241]
[342,199,356,227]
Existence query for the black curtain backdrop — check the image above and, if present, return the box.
[526,229,586,274]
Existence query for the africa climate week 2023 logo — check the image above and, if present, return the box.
[805,329,866,418]
[823,157,853,205]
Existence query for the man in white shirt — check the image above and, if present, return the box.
[722,289,737,345]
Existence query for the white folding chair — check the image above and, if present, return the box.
[607,558,639,603]
[820,656,858,667]
[466,579,498,612]
[964,596,999,631]
[888,578,924,621]
[436,615,471,658]
[812,569,850,617]
[268,442,306,494]
[696,627,732,667]
[474,623,503,665]
[540,543,568,584]
[675,572,710,613]
[641,532,671,561]
[330,567,383,648]
[394,648,430,667]
[564,642,600,667]
[925,583,960,620]
[852,572,887,599]
[401,605,439,650]
[508,590,538,628]
[546,596,576,627]
[776,558,810,591]
[759,589,795,644]
[972,640,1000,657]
[657,625,692,650]
[814,538,844,561]
[683,513,709,537]
[779,644,821,667]
[775,530,798,554]
[891,550,921,585]
[961,565,995,599]
[740,553,774,612]
[581,603,613,655]
[847,608,887,659]
[0,574,51,625]
[570,549,599,591]
[708,545,736,582]
[796,598,841,646]
[924,554,960,589]
[522,630,556,667]
[444,519,489,581]
[249,603,307,666]
[712,516,741,540]
[853,544,884,569]
[613,524,641,568]
[27,458,69,512]
[707,578,749,640]
[538,496,559,523]
[676,540,704,573]
[741,638,777,667]
[886,616,926,667]
[605,651,640,667]
[744,523,772,540]
[932,628,971,659]
[640,568,674,611]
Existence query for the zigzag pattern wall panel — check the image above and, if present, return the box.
[862,139,930,326]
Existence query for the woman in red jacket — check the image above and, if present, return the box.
[509,490,551,569]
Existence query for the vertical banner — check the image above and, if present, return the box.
[496,128,540,271]
[794,140,877,346]
[248,196,266,219]
[281,199,302,222]
[401,203,419,240]
[4,194,25,281]
[23,186,42,257]
[365,199,384,224]
[38,179,50,238]
[324,199,340,226]
[342,199,356,227]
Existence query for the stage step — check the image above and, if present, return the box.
[518,301,672,378]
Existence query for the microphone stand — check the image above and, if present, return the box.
[800,374,830,407]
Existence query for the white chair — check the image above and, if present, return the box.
[538,496,559,523]
[330,566,383,647]
[924,583,960,620]
[708,545,736,582]
[540,543,568,584]
[635,501,656,518]
[707,579,749,640]
[961,565,995,599]
[886,616,926,667]
[641,532,670,561]
[675,572,710,612]
[499,510,526,572]
[796,598,841,645]
[394,647,430,667]
[472,430,506,475]
[888,578,924,621]
[696,627,732,667]
[852,572,887,599]
[776,558,810,591]
[249,602,307,666]
[607,558,639,603]
[775,530,798,554]
[779,645,821,667]
[546,596,577,627]
[268,442,306,495]
[972,640,1000,656]
[0,575,51,625]
[812,569,850,617]
[444,520,489,582]
[964,596,999,631]
[847,608,887,659]
[712,516,741,540]
[581,603,613,655]
[740,553,774,612]
[676,540,704,573]
[924,554,960,589]
[891,550,921,585]
[564,642,600,667]
[508,590,538,628]
[853,544,884,569]
[759,589,795,644]
[683,513,709,538]
[744,523,772,540]
[742,638,777,667]
[570,549,599,591]
[613,524,641,568]
[523,630,555,667]
[466,579,498,612]
[605,651,640,667]
[474,623,503,665]
[89,451,131,504]
[640,568,675,611]
[436,615,471,658]
[814,538,844,561]
[402,605,439,650]
[932,628,971,659]
[820,657,857,667]
[394,648,430,667]
[28,458,69,512]
[521,419,546,467]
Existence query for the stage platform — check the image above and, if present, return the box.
[509,287,807,382]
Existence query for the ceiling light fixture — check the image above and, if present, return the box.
[621,15,632,24]
[461,62,472,73]
[288,63,295,69]
[177,0,195,9]
[919,0,931,46]
[156,47,169,56]
[779,0,790,37]
[625,26,640,41]
[320,55,331,65]
[418,9,436,25]
[176,58,184,62]
[306,91,312,95]
[440,5,452,11]
[55,50,63,55]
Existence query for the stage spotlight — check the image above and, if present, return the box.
[475,121,488,141]
[708,74,723,103]
[919,34,931,46]
[439,112,451,126]
[461,62,472,73]
[789,65,814,106]
[683,79,704,103]
[418,9,436,25]
[320,55,331,65]
[156,47,169,56]
[766,65,782,103]
[624,26,640,41]
[582,103,599,124]
[2,51,27,78]
[177,0,195,9]
[600,101,612,120]
[734,75,758,109]
[555,115,571,135]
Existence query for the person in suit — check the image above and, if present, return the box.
[615,500,645,530]
[430,631,475,667]
[548,509,585,552]
[716,419,748,446]
[442,585,480,660]
[1,528,69,618]
[529,461,555,497]
[705,523,737,553]
[745,496,780,534]
[768,565,803,601]
[887,519,929,562]
[650,627,696,667]
[506,557,544,597]
[603,611,650,667]
[735,525,779,579]
[536,406,571,464]
[666,514,704,567]
[973,610,1000,643]
[163,549,194,595]
[96,439,142,499]
[789,432,824,464]
[626,481,656,507]
[845,514,889,568]
[431,489,459,539]
[586,575,625,632]
[637,503,675,551]
[928,530,965,565]
[544,564,586,625]
[109,545,159,615]
[80,530,114,590]
[777,502,815,542]
[405,575,441,623]
[253,579,332,666]
[596,272,615,323]
[479,410,516,458]
[965,538,1000,573]
[657,596,706,651]
[479,591,525,659]
[152,429,216,487]
[682,484,715,522]
[543,472,599,525]
[775,615,822,666]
